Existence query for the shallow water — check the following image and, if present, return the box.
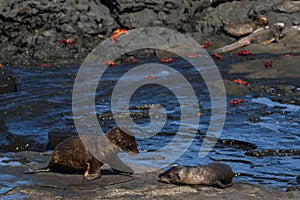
[0,58,299,195]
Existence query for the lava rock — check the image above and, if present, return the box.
[0,0,299,65]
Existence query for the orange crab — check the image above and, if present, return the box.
[186,53,201,58]
[283,53,294,57]
[264,60,273,68]
[110,28,128,42]
[0,63,3,69]
[235,50,252,56]
[232,79,249,86]
[158,57,176,63]
[229,99,246,105]
[212,53,223,60]
[202,41,212,48]
[59,38,75,45]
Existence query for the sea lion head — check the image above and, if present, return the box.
[253,14,269,26]
[105,127,139,154]
[158,166,186,184]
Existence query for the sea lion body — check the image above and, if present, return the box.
[213,23,284,53]
[207,162,234,183]
[222,14,269,38]
[223,22,258,38]
[28,127,139,180]
[49,136,99,173]
[159,163,234,188]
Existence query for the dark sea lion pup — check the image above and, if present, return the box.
[26,127,139,180]
[158,162,234,188]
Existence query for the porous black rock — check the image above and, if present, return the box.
[0,0,298,65]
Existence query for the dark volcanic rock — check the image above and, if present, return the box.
[0,0,299,65]
[246,149,300,157]
[0,0,117,65]
[112,0,213,31]
[194,0,300,35]
[223,79,255,96]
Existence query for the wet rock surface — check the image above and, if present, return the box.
[0,151,299,199]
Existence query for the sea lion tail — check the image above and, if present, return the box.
[212,39,251,54]
[25,167,51,174]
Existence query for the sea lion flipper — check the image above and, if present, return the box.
[24,167,51,174]
[212,39,251,53]
[83,162,101,181]
[83,173,101,181]
[215,180,234,188]
[108,156,134,174]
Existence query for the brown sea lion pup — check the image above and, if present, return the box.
[222,14,269,38]
[158,162,234,188]
[26,127,139,180]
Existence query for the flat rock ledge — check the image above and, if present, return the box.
[1,151,299,200]
[5,172,300,200]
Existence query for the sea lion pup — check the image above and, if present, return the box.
[213,23,284,54]
[158,162,234,188]
[27,127,139,180]
[222,14,269,38]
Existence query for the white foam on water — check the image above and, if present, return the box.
[252,97,300,112]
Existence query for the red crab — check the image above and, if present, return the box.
[125,58,139,63]
[212,53,223,60]
[232,79,249,86]
[59,38,75,45]
[235,50,252,56]
[158,57,176,63]
[229,99,246,105]
[104,60,118,67]
[283,53,294,57]
[264,60,273,68]
[0,63,3,69]
[144,75,160,80]
[110,28,128,42]
[202,41,212,48]
[38,64,50,67]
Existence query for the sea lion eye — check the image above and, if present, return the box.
[176,173,180,180]
[166,174,171,178]
[115,138,122,145]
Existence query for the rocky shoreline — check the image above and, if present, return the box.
[0,0,300,199]
[0,0,299,66]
